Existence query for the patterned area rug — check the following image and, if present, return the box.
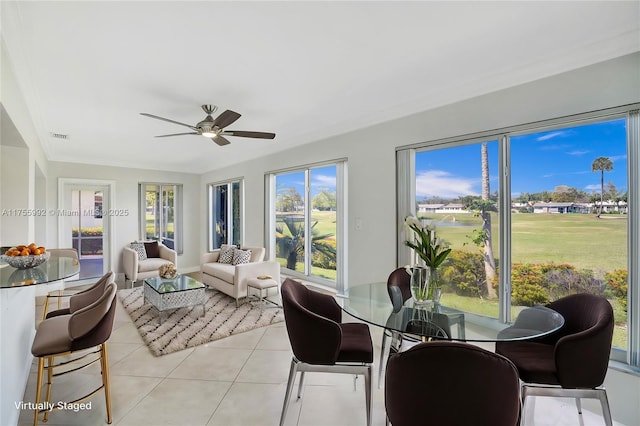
[118,287,284,356]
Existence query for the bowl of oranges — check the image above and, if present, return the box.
[1,244,50,269]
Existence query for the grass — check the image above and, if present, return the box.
[420,212,627,272]
[275,257,337,280]
[276,211,337,240]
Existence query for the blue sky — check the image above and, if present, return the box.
[416,118,628,200]
[276,165,337,201]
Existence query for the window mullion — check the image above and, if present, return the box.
[627,109,640,367]
[305,169,311,276]
[499,134,512,323]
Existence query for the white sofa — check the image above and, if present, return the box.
[122,242,177,285]
[201,247,281,306]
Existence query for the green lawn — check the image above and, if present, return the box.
[420,212,627,272]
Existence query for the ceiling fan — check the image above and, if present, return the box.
[140,104,275,146]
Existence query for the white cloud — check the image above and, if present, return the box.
[566,150,590,156]
[609,155,627,162]
[416,170,479,198]
[313,174,336,189]
[585,184,601,192]
[536,130,574,141]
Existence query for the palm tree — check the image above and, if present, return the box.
[275,217,336,271]
[591,156,613,217]
[480,143,497,299]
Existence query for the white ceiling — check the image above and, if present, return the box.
[2,1,639,174]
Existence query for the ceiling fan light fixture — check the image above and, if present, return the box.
[200,125,217,137]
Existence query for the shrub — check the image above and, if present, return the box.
[311,239,336,270]
[440,250,486,297]
[511,262,606,306]
[511,281,550,306]
[606,269,628,312]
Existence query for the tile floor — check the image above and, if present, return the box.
[18,279,620,426]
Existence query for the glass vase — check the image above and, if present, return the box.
[410,266,431,305]
[429,267,441,304]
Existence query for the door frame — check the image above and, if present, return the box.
[58,178,116,279]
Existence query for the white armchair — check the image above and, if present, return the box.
[123,242,177,286]
[201,247,281,306]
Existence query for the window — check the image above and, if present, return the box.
[208,179,243,250]
[412,140,502,319]
[398,106,639,366]
[510,119,629,349]
[139,183,183,254]
[267,161,345,292]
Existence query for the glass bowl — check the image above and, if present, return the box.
[1,252,51,269]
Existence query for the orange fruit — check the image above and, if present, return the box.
[32,248,42,255]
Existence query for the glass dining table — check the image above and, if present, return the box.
[339,282,565,342]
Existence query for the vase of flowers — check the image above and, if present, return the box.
[409,265,431,305]
[404,216,451,303]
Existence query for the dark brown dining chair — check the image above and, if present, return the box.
[31,282,118,426]
[43,271,113,319]
[385,341,521,426]
[279,278,374,426]
[495,293,614,426]
[378,267,430,388]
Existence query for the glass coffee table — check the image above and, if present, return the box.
[144,275,206,324]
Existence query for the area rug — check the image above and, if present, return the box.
[118,287,284,356]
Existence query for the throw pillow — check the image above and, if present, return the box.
[144,241,160,258]
[218,245,235,264]
[130,242,147,261]
[232,248,252,265]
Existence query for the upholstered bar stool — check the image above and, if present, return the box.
[41,248,80,318]
[43,271,113,320]
[31,282,118,426]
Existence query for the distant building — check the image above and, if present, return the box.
[417,203,468,213]
[532,202,579,214]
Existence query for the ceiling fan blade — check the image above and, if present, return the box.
[140,113,197,130]
[212,110,241,129]
[211,135,231,146]
[222,131,276,139]
[155,132,199,138]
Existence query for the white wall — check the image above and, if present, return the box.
[47,161,201,276]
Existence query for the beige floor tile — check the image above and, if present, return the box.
[206,326,266,350]
[109,322,146,345]
[523,396,621,426]
[110,345,193,377]
[207,382,300,426]
[169,347,253,381]
[235,349,294,384]
[256,324,291,351]
[116,378,231,426]
[296,385,369,426]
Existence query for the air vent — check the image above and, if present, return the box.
[49,132,69,140]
